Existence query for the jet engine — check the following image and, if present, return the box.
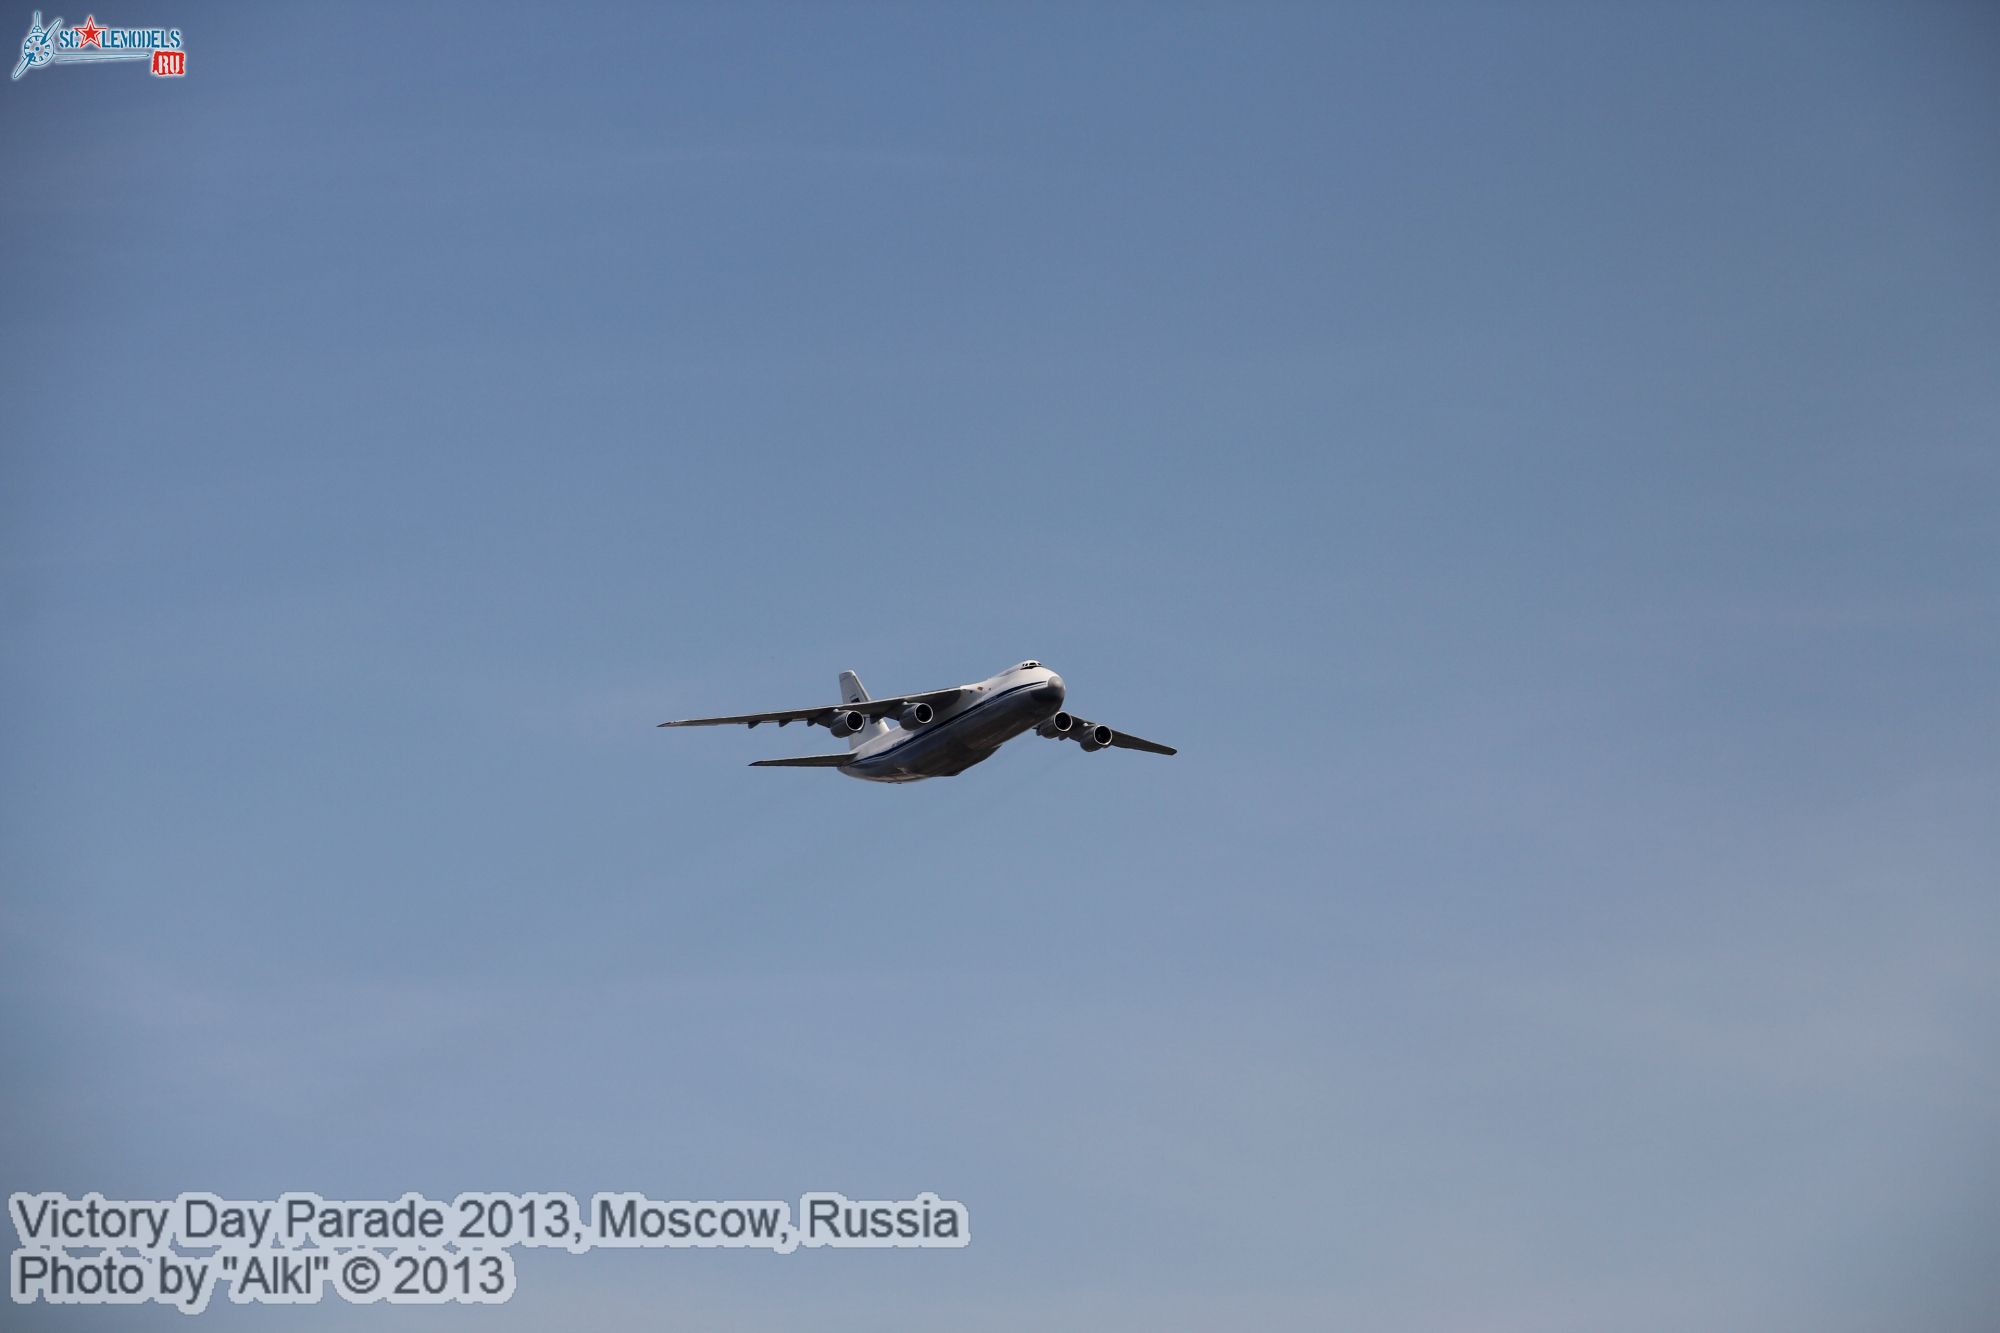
[824,709,867,737]
[897,702,935,728]
[1037,713,1114,751]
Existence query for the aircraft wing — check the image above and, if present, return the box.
[657,687,965,730]
[1106,728,1177,756]
[748,754,853,768]
[1040,713,1177,756]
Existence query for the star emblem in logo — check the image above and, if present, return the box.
[77,15,104,47]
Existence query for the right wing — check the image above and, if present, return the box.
[658,687,964,730]
[748,754,853,768]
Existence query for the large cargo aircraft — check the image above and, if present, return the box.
[658,661,1175,783]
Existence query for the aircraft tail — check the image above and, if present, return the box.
[838,671,889,751]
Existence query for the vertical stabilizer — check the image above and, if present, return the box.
[837,671,888,750]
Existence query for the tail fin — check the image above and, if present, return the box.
[837,671,889,751]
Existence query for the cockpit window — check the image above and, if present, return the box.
[1019,660,1039,669]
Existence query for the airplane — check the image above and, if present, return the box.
[656,661,1176,783]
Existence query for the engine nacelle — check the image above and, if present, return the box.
[824,709,867,737]
[897,702,934,728]
[1037,713,1113,751]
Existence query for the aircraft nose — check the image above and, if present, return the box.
[1038,672,1066,704]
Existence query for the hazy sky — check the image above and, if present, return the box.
[4,3,1997,1329]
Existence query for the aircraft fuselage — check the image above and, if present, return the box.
[842,665,1066,782]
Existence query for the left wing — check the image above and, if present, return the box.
[657,687,964,730]
[1105,728,1177,756]
[1036,713,1177,756]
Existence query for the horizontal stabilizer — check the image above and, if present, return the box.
[748,754,853,768]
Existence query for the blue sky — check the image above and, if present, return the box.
[3,3,1997,1328]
